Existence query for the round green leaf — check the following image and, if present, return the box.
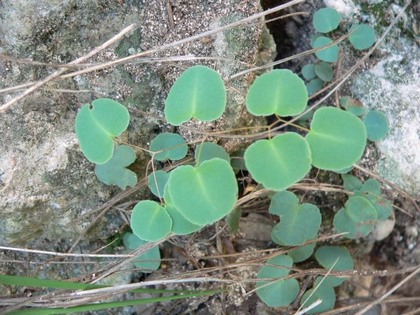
[195,142,230,166]
[360,179,392,220]
[244,133,312,191]
[95,145,137,189]
[75,98,130,164]
[313,7,342,33]
[271,203,321,246]
[147,170,170,198]
[302,64,316,80]
[269,190,299,217]
[123,232,161,273]
[333,195,377,239]
[164,65,227,125]
[306,78,324,96]
[363,110,389,141]
[312,36,339,63]
[246,69,308,117]
[315,246,354,287]
[288,242,317,263]
[165,205,202,235]
[349,24,376,50]
[314,62,334,82]
[301,277,336,314]
[256,255,299,307]
[306,107,367,171]
[149,132,188,161]
[131,200,172,242]
[164,158,238,226]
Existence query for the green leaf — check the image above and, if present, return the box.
[271,203,321,246]
[333,195,377,239]
[164,158,238,226]
[302,64,316,80]
[306,107,367,171]
[165,204,202,235]
[313,7,342,33]
[149,132,188,161]
[349,24,376,50]
[75,98,130,164]
[306,78,324,96]
[226,207,242,233]
[95,145,137,189]
[148,170,170,198]
[256,255,299,307]
[314,62,334,82]
[164,65,227,125]
[123,233,161,272]
[269,190,299,217]
[246,69,307,117]
[131,200,172,242]
[300,277,336,314]
[340,96,366,116]
[315,246,354,287]
[195,142,230,166]
[288,242,317,263]
[244,133,312,191]
[312,36,339,63]
[360,179,392,220]
[341,174,363,192]
[363,110,389,141]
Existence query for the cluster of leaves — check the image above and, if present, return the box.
[302,7,376,95]
[256,246,354,314]
[74,8,392,312]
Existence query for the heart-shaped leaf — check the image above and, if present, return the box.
[195,142,230,166]
[164,158,238,226]
[312,36,339,62]
[313,7,342,33]
[333,195,377,239]
[246,69,308,117]
[269,190,299,217]
[306,107,367,171]
[95,145,137,189]
[244,133,312,191]
[256,255,299,307]
[122,232,161,272]
[149,132,188,161]
[349,24,376,50]
[315,246,354,287]
[75,98,130,164]
[130,200,172,242]
[271,202,321,246]
[164,65,227,126]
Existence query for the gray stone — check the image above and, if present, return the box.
[0,0,275,279]
[351,37,420,197]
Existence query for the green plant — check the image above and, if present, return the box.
[302,7,377,95]
[74,8,393,314]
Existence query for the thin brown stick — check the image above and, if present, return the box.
[0,24,136,113]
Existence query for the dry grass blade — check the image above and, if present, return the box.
[0,24,136,113]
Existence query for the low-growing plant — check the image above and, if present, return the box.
[74,6,393,314]
[302,7,377,96]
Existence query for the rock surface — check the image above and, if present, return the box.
[0,0,275,277]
